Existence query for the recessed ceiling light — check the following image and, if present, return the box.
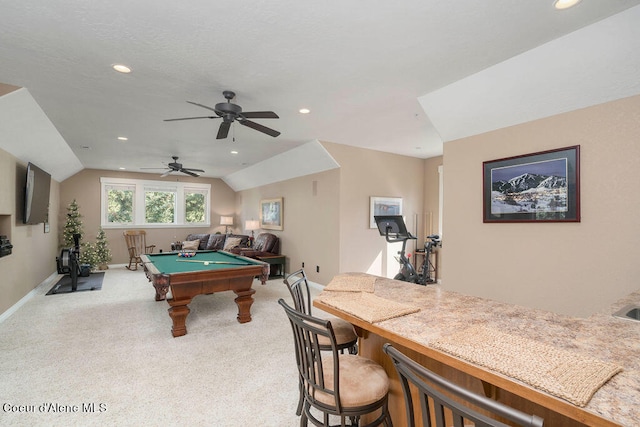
[230,150,238,155]
[112,64,131,73]
[117,136,128,141]
[299,108,310,114]
[554,0,581,10]
[81,145,91,150]
[119,167,126,170]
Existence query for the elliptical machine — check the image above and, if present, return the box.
[374,215,441,286]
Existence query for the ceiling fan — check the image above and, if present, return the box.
[142,156,205,177]
[164,90,280,140]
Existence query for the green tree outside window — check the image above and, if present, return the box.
[145,191,175,223]
[185,192,205,223]
[107,188,133,223]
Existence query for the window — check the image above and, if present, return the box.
[101,177,210,228]
[105,184,134,224]
[145,187,176,224]
[185,188,206,223]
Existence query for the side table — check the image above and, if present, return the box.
[256,255,286,278]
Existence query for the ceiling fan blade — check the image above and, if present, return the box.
[164,116,219,122]
[160,170,173,177]
[241,111,279,119]
[239,119,281,137]
[182,167,205,173]
[217,121,231,139]
[186,101,219,113]
[181,170,200,177]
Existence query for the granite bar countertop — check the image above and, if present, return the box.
[316,276,640,426]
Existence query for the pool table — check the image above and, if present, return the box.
[141,250,270,337]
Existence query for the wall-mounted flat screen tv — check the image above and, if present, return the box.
[24,162,51,225]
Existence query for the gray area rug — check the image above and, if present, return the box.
[46,272,105,295]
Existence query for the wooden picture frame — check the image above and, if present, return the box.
[370,196,403,228]
[483,146,580,223]
[260,198,283,230]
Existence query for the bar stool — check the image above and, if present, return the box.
[383,344,544,427]
[284,270,358,415]
[280,299,392,426]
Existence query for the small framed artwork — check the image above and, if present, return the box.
[483,145,580,223]
[260,198,283,230]
[370,196,403,228]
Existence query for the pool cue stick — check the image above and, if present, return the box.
[175,259,248,265]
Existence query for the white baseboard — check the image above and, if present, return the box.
[307,281,324,292]
[0,271,59,324]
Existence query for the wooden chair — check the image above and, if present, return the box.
[279,299,392,427]
[383,344,544,427]
[123,230,155,271]
[284,269,359,415]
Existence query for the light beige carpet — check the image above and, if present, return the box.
[0,266,315,426]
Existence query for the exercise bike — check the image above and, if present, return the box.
[374,215,441,286]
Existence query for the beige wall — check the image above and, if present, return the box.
[443,94,640,317]
[237,168,341,284]
[423,156,443,280]
[323,142,425,278]
[236,142,427,283]
[423,156,442,238]
[59,169,237,264]
[0,148,60,314]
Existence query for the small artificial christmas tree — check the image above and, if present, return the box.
[63,199,84,248]
[94,227,112,270]
[80,242,97,270]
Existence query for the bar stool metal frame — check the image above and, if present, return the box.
[284,270,358,354]
[280,299,392,427]
[383,344,544,427]
[284,270,359,416]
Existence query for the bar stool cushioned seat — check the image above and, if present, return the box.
[316,354,389,407]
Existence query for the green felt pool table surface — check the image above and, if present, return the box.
[144,250,264,273]
[141,250,270,337]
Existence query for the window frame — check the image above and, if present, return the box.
[100,177,211,228]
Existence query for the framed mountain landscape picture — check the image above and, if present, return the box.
[483,146,580,223]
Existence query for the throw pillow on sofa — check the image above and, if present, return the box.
[206,234,226,250]
[223,237,242,251]
[182,240,200,251]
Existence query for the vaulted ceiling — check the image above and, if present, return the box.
[1,1,639,185]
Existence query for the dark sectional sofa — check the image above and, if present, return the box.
[181,233,249,251]
[180,232,280,259]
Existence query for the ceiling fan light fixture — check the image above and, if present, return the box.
[112,64,132,73]
[553,0,581,10]
[165,90,280,139]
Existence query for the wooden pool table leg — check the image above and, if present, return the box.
[234,288,257,323]
[153,283,169,301]
[167,298,191,337]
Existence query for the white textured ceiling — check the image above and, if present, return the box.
[1,1,640,184]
